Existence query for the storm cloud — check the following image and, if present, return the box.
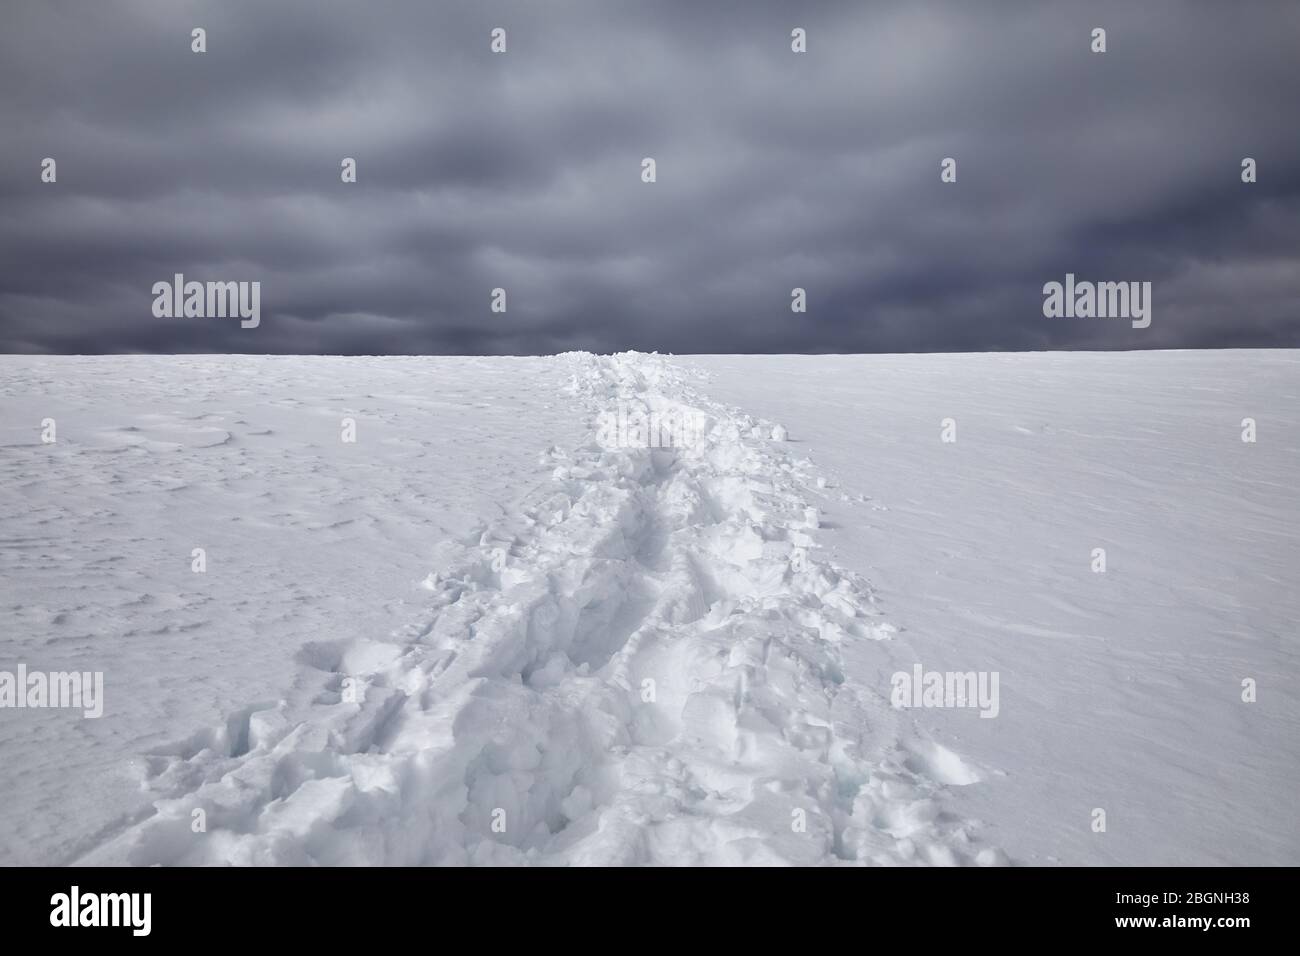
[1,0,1297,354]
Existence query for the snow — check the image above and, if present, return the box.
[693,350,1300,865]
[1,350,1296,865]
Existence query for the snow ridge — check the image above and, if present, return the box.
[78,352,1000,866]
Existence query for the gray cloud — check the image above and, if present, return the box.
[1,0,1297,354]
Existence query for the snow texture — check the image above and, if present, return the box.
[1,351,1296,866]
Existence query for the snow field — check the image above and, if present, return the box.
[75,352,999,866]
[7,350,1294,866]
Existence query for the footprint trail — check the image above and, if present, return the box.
[79,352,1000,866]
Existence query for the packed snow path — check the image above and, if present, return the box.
[79,352,1000,866]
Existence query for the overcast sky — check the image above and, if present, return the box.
[1,0,1297,354]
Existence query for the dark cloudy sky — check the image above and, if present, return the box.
[1,0,1297,354]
